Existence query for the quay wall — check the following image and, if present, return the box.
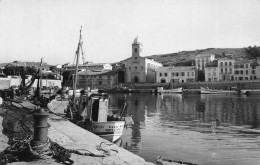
[130,80,260,90]
[1,101,157,165]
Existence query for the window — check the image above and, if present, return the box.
[134,48,138,53]
[129,67,131,70]
[135,57,137,60]
[245,77,248,80]
[176,72,179,76]
[99,75,102,78]
[181,72,185,76]
[160,73,162,77]
[225,68,227,73]
[252,70,255,74]
[220,62,223,66]
[187,72,190,76]
[240,70,243,74]
[135,66,137,70]
[192,72,194,76]
[99,81,102,85]
[229,62,232,66]
[245,64,248,68]
[246,70,248,75]
[225,62,227,66]
[108,75,111,78]
[229,68,232,73]
[141,66,143,70]
[221,68,223,73]
[164,73,168,77]
[240,64,244,68]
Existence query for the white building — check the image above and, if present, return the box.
[156,66,196,83]
[195,54,215,70]
[125,37,162,83]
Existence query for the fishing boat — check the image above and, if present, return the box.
[78,93,129,142]
[48,27,132,142]
[158,87,183,94]
[200,87,237,94]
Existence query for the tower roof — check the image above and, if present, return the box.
[132,37,140,45]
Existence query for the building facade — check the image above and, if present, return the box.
[218,58,235,81]
[204,60,219,82]
[233,60,256,81]
[64,63,112,71]
[125,38,162,83]
[156,66,196,83]
[195,54,215,70]
[77,70,118,88]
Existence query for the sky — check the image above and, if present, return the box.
[0,0,260,65]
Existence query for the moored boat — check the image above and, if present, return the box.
[240,89,260,95]
[200,87,237,94]
[78,93,131,142]
[92,121,125,142]
[158,87,183,94]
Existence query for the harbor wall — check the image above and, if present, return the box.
[0,101,156,165]
[131,79,260,90]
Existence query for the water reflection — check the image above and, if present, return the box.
[111,93,260,164]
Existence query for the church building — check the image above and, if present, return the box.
[125,37,162,83]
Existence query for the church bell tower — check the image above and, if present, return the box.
[132,37,141,60]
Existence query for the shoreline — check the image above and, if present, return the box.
[0,100,166,165]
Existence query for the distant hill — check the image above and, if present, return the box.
[0,61,52,68]
[121,46,260,66]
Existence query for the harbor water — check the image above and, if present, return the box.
[110,93,260,165]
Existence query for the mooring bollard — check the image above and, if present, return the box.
[32,108,49,145]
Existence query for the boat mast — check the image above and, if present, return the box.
[72,26,82,102]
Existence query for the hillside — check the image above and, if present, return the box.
[142,46,260,66]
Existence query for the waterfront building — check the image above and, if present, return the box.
[125,37,162,83]
[234,60,256,81]
[195,54,215,71]
[204,60,219,82]
[218,58,235,81]
[156,66,196,83]
[63,63,112,71]
[254,57,260,79]
[77,70,118,88]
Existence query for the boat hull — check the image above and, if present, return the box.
[92,121,125,142]
[160,88,183,93]
[241,89,260,95]
[200,89,237,94]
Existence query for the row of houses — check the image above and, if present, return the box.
[1,38,260,89]
[61,38,260,88]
